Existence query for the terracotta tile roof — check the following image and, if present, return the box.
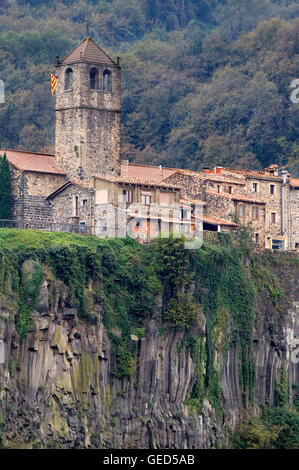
[202,214,237,227]
[70,179,93,189]
[171,168,246,185]
[180,197,206,206]
[121,161,177,181]
[93,173,181,190]
[223,167,283,181]
[59,36,117,66]
[121,162,245,185]
[47,179,93,199]
[290,178,299,188]
[3,149,66,175]
[207,190,266,204]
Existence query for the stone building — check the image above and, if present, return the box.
[289,178,299,250]
[3,149,66,228]
[47,173,182,239]
[55,36,121,180]
[120,161,299,251]
[222,166,290,250]
[2,36,121,228]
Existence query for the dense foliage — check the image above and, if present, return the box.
[0,152,12,219]
[231,406,299,448]
[0,1,298,173]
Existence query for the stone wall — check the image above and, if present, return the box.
[9,168,66,228]
[290,186,299,250]
[55,61,121,180]
[240,177,289,250]
[51,184,94,227]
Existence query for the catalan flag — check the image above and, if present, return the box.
[51,74,58,95]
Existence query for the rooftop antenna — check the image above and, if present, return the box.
[86,23,90,37]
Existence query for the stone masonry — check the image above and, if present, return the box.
[55,37,121,180]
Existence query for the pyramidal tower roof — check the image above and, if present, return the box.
[59,36,117,66]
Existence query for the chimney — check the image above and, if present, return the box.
[56,55,60,65]
[203,168,210,174]
[122,159,129,176]
[215,166,223,175]
[282,170,288,185]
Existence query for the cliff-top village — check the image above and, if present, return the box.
[2,36,299,251]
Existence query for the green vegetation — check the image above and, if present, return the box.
[0,1,298,173]
[0,399,4,448]
[0,153,12,220]
[274,360,289,408]
[231,406,299,449]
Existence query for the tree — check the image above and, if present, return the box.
[0,152,12,220]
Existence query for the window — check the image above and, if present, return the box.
[295,243,299,249]
[181,209,190,220]
[270,212,276,224]
[73,195,79,217]
[98,219,107,233]
[123,189,133,203]
[255,233,259,245]
[79,222,87,233]
[135,219,141,229]
[252,206,259,220]
[228,186,232,194]
[90,67,99,90]
[82,199,88,207]
[269,184,275,195]
[65,68,73,90]
[217,185,221,193]
[103,70,111,93]
[238,204,245,217]
[272,239,284,251]
[141,194,151,205]
[252,182,258,193]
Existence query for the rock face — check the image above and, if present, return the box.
[0,252,298,449]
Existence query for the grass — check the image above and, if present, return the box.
[0,228,105,251]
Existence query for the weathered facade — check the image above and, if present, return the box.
[55,37,121,180]
[222,166,290,250]
[123,162,299,251]
[47,174,182,239]
[290,178,299,250]
[5,149,66,228]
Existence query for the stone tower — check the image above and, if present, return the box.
[55,36,121,180]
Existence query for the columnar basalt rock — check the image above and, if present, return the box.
[0,251,298,449]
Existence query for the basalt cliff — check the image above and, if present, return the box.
[0,230,298,449]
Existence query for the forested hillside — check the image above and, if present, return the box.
[0,0,298,173]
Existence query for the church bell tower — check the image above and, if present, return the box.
[55,36,121,180]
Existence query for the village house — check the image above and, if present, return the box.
[120,161,299,250]
[2,149,66,228]
[47,173,183,239]
[289,177,299,250]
